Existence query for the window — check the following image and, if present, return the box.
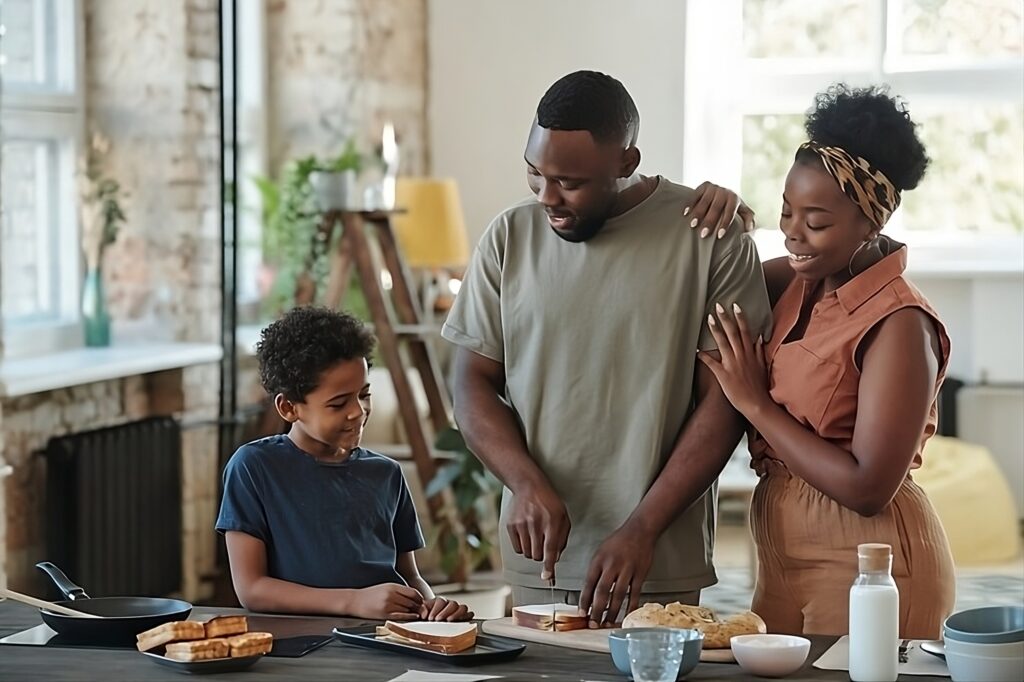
[683,0,1024,267]
[228,0,269,326]
[1,0,84,355]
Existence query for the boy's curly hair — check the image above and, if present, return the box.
[257,307,376,403]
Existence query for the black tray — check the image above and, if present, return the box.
[332,625,526,666]
[141,651,265,674]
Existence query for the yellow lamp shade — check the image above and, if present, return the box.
[393,178,470,269]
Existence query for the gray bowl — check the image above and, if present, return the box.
[944,606,1024,644]
[945,648,1024,682]
[608,628,703,679]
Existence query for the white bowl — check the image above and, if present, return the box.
[946,648,1024,682]
[944,636,1024,659]
[730,634,811,678]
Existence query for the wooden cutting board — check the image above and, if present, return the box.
[480,617,735,663]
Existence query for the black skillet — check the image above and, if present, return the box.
[35,562,192,644]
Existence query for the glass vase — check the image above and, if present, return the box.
[82,266,111,347]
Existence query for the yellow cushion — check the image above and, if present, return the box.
[914,436,1021,565]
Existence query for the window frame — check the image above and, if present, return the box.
[682,0,1024,270]
[1,0,86,356]
[231,0,269,316]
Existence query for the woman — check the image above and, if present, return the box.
[699,84,955,638]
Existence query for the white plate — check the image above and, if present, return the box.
[920,640,946,659]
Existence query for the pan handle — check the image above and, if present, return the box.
[35,562,90,600]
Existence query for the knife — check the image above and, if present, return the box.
[548,577,556,632]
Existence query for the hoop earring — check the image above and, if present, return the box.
[848,237,876,278]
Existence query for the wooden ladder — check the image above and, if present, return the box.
[300,210,455,523]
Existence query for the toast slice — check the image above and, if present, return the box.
[513,604,589,632]
[164,637,230,661]
[376,621,477,654]
[135,620,206,652]
[225,631,273,657]
[203,615,248,639]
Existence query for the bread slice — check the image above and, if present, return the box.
[225,631,273,657]
[164,638,230,661]
[135,620,206,652]
[376,621,477,654]
[203,615,248,639]
[512,604,589,632]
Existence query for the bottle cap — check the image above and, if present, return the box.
[858,543,892,572]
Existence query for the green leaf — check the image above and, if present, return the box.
[471,470,496,493]
[434,427,466,452]
[455,485,477,512]
[425,462,461,498]
[327,139,363,173]
[251,175,280,221]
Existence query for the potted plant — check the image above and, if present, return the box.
[252,144,370,320]
[77,132,127,347]
[426,427,510,617]
[308,140,363,211]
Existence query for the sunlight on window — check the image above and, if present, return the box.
[740,114,806,229]
[905,105,1024,233]
[1,141,49,318]
[0,0,43,85]
[742,106,1024,235]
[734,0,1023,236]
[900,0,1023,59]
[1,0,82,343]
[742,0,873,59]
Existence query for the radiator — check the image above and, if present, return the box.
[45,417,182,597]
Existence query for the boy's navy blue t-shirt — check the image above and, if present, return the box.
[215,434,424,589]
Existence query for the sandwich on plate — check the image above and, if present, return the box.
[374,621,478,654]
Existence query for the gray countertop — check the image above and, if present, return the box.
[0,601,945,681]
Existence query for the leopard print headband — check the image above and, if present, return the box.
[798,141,901,228]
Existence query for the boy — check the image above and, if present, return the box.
[216,307,472,621]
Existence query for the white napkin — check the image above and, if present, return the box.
[387,671,502,682]
[813,636,950,677]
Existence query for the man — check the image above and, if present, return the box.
[441,70,771,628]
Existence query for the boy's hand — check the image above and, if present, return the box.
[348,583,424,620]
[421,596,474,622]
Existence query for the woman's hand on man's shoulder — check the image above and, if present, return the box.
[683,181,756,239]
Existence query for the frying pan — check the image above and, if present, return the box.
[35,561,192,643]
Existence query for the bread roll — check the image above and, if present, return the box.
[622,602,766,648]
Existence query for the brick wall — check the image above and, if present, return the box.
[0,371,223,596]
[0,0,223,598]
[87,0,221,344]
[0,0,430,599]
[266,0,428,175]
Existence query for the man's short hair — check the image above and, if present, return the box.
[536,70,640,146]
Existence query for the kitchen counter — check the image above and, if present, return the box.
[0,602,945,681]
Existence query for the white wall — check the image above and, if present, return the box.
[428,0,687,245]
[908,272,1024,385]
[427,1,1024,513]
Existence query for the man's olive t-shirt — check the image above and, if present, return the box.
[442,178,772,592]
